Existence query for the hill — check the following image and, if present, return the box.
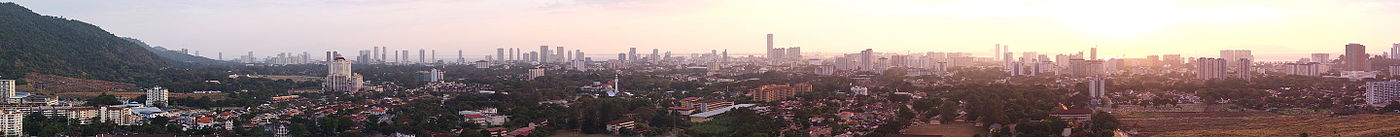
[123,37,234,65]
[0,2,168,82]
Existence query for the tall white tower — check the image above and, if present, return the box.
[146,86,168,107]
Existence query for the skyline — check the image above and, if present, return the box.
[7,0,1400,61]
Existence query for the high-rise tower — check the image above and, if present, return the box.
[1346,43,1369,71]
[767,34,774,58]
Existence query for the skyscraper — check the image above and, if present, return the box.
[539,46,549,63]
[787,47,801,60]
[528,66,545,80]
[1392,43,1400,59]
[767,34,774,58]
[1196,58,1228,80]
[1312,53,1330,63]
[557,46,566,62]
[994,44,1001,60]
[497,48,505,62]
[1219,50,1253,67]
[1235,58,1252,81]
[628,47,638,62]
[419,49,427,63]
[1346,43,1369,71]
[372,46,379,61]
[1162,54,1183,65]
[1003,52,1014,73]
[1366,80,1400,105]
[860,49,874,71]
[324,57,364,92]
[0,79,13,98]
[1088,77,1106,102]
[146,86,168,107]
[1090,47,1098,60]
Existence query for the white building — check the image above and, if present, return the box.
[814,65,835,75]
[1365,80,1400,105]
[1088,77,1107,105]
[1283,63,1321,76]
[0,110,20,137]
[146,86,168,107]
[473,60,490,69]
[324,57,364,92]
[428,69,444,82]
[0,79,14,98]
[527,66,545,80]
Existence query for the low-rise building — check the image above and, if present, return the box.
[605,118,635,133]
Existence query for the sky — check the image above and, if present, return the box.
[6,0,1400,61]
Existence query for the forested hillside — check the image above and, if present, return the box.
[0,2,168,82]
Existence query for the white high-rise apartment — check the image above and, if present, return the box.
[428,69,444,82]
[1219,50,1253,67]
[1196,58,1228,80]
[146,86,168,107]
[528,66,545,80]
[1312,53,1330,63]
[324,57,364,92]
[0,110,20,137]
[1088,77,1107,104]
[1390,43,1400,59]
[0,79,13,98]
[1365,80,1400,105]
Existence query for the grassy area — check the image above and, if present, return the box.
[548,130,620,137]
[902,122,980,137]
[54,91,226,100]
[1121,112,1400,137]
[1273,108,1329,115]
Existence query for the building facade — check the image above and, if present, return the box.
[1345,43,1369,71]
[1196,58,1228,80]
[751,83,813,102]
[146,86,168,107]
[1365,80,1400,105]
[324,57,364,92]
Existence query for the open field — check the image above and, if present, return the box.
[902,122,979,137]
[1121,112,1400,137]
[548,130,620,137]
[52,91,226,100]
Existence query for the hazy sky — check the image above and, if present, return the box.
[6,0,1400,61]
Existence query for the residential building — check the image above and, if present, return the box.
[1088,77,1106,103]
[1312,53,1330,63]
[0,79,12,98]
[528,66,545,80]
[1220,50,1253,67]
[0,110,19,137]
[1283,63,1322,76]
[1365,80,1400,105]
[1196,58,1228,80]
[751,83,813,102]
[146,86,168,107]
[605,118,636,133]
[1235,59,1252,81]
[474,60,490,68]
[1346,43,1369,71]
[815,65,835,75]
[428,69,443,82]
[324,57,364,92]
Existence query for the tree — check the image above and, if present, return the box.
[1087,112,1119,136]
[86,93,123,106]
[1381,101,1400,113]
